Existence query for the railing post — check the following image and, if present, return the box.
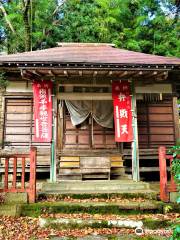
[12,157,17,189]
[4,158,9,190]
[29,147,37,203]
[21,157,25,191]
[159,146,169,202]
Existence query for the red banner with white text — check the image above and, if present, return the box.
[33,81,52,142]
[112,81,133,142]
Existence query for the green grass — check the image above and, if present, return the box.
[47,220,111,230]
[38,192,158,201]
[20,201,162,217]
[143,219,172,229]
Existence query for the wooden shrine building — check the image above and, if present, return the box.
[0,43,179,183]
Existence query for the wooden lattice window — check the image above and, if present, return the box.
[3,97,50,148]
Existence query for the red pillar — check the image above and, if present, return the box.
[12,157,17,189]
[21,157,25,191]
[4,158,9,190]
[29,147,37,203]
[159,146,169,202]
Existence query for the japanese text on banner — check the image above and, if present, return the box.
[33,81,52,142]
[112,81,133,142]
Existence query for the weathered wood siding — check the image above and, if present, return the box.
[137,98,176,148]
[2,96,51,170]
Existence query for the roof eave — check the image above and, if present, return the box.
[0,61,179,71]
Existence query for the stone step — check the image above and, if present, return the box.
[41,180,151,194]
[21,200,165,218]
[39,217,143,230]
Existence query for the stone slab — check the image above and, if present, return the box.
[4,192,28,204]
[41,180,151,194]
[0,204,22,217]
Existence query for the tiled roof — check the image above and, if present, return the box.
[0,43,179,65]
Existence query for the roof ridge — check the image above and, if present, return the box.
[57,42,115,47]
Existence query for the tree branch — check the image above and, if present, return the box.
[53,0,66,16]
[0,3,15,33]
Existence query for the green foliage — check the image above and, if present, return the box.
[0,72,8,88]
[169,144,180,203]
[57,0,180,56]
[143,219,172,230]
[0,0,60,53]
[0,0,179,56]
[169,225,180,240]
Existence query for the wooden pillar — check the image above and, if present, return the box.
[21,157,25,191]
[29,147,37,203]
[12,157,17,189]
[4,157,9,190]
[50,80,57,182]
[159,146,169,202]
[131,80,140,181]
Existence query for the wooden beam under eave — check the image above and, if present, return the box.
[108,71,113,76]
[21,69,43,81]
[79,70,83,76]
[93,71,98,77]
[118,71,128,78]
[57,92,112,100]
[133,71,143,77]
[32,70,42,76]
[48,70,56,76]
[131,71,157,79]
[156,71,168,80]
[63,70,68,77]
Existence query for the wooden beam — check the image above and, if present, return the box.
[156,71,168,80]
[58,83,111,87]
[93,71,98,77]
[63,70,68,77]
[32,70,42,76]
[57,92,112,100]
[133,71,143,77]
[79,70,83,76]
[48,70,56,76]
[118,71,128,78]
[108,71,113,76]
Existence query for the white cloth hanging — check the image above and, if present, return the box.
[65,100,113,128]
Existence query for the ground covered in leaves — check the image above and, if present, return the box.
[0,213,179,240]
[38,195,155,204]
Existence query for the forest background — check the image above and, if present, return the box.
[0,0,179,57]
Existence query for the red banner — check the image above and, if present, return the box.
[33,81,53,142]
[112,81,133,142]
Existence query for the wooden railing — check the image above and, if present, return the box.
[158,146,177,202]
[0,147,37,203]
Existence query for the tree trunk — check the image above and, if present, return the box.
[23,0,31,51]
